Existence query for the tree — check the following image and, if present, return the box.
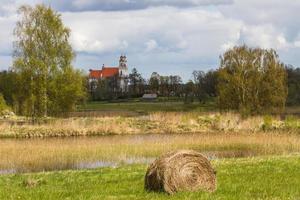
[286,65,300,106]
[94,79,111,100]
[169,75,182,98]
[193,70,218,103]
[0,93,9,113]
[0,70,18,106]
[218,45,287,115]
[184,80,195,104]
[193,71,206,102]
[94,75,120,100]
[159,76,170,97]
[149,72,160,94]
[129,68,145,97]
[13,4,85,118]
[47,68,85,115]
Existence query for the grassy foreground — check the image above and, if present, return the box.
[0,155,299,200]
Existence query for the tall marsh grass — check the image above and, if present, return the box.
[0,133,300,173]
[0,112,299,138]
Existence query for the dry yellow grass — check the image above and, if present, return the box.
[0,112,299,138]
[0,132,300,173]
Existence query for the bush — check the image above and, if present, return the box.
[0,93,14,118]
[284,116,300,129]
[0,94,9,112]
[262,115,273,131]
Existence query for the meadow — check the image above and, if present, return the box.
[78,99,214,110]
[0,101,300,199]
[0,111,299,138]
[0,155,299,200]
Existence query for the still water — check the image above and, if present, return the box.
[0,133,286,174]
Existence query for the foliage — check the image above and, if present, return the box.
[286,65,300,106]
[284,115,300,129]
[12,4,85,118]
[159,76,170,97]
[218,45,287,115]
[0,93,9,113]
[149,72,160,93]
[183,80,195,104]
[157,75,183,98]
[92,75,120,100]
[193,70,218,102]
[261,115,273,131]
[0,71,18,106]
[169,75,183,97]
[88,69,185,101]
[129,68,145,97]
[47,68,86,116]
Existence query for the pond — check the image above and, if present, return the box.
[0,133,299,174]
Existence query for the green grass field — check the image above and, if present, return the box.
[1,100,300,199]
[77,101,216,113]
[77,101,300,115]
[1,155,299,200]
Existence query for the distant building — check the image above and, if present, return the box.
[142,93,158,101]
[89,55,129,93]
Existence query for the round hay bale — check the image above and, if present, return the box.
[144,150,216,194]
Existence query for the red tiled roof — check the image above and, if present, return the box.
[89,67,119,79]
[89,70,102,79]
[102,67,119,78]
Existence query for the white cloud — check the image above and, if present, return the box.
[0,0,300,79]
[219,0,300,42]
[145,39,158,52]
[62,7,242,62]
[295,41,300,48]
[221,42,235,52]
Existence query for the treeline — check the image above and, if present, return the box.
[0,4,299,117]
[90,68,218,103]
[89,64,300,109]
[90,69,185,101]
[286,66,300,106]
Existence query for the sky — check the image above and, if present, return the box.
[0,0,300,81]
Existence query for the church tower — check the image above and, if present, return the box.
[118,55,128,92]
[119,55,128,77]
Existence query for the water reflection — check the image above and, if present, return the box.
[1,132,289,174]
[0,150,257,175]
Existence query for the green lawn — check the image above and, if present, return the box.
[77,101,300,116]
[77,100,216,113]
[1,155,299,200]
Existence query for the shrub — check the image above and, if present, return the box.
[262,115,273,131]
[0,93,9,112]
[284,116,300,129]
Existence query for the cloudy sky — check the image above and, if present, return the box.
[0,0,300,80]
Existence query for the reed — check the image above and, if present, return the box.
[0,112,299,138]
[1,132,300,173]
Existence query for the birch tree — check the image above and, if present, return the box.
[218,45,287,115]
[13,4,85,118]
